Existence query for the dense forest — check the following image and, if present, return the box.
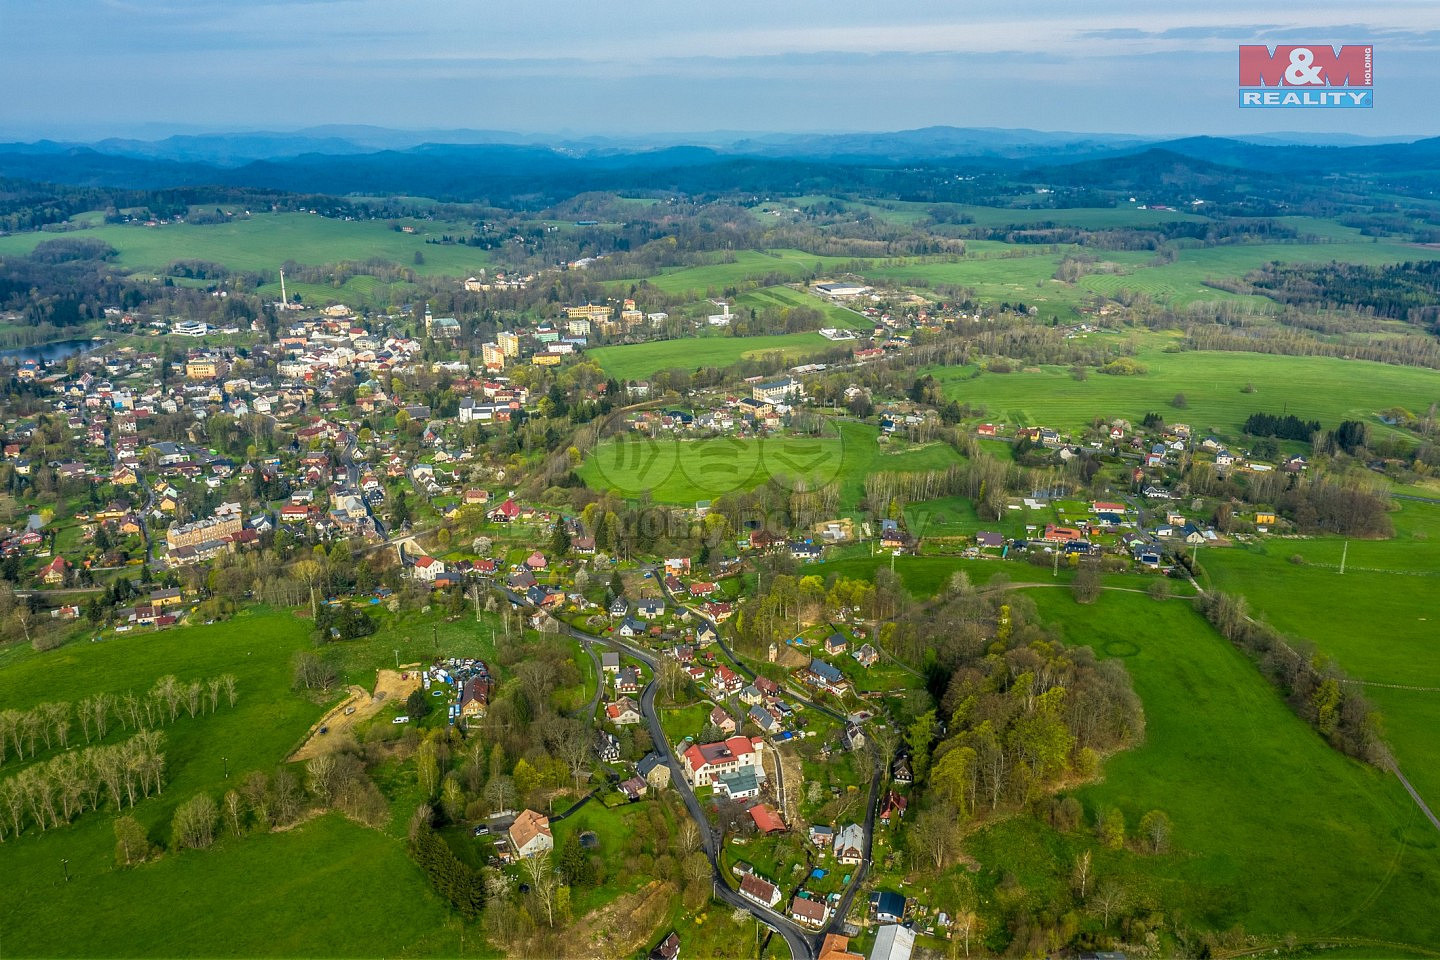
[1242,260,1440,333]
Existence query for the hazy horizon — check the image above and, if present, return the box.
[4,0,1438,141]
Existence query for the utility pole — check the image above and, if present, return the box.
[1053,547,1060,578]
[1339,540,1349,575]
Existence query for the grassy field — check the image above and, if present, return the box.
[577,421,961,510]
[608,249,863,296]
[0,213,489,278]
[253,274,418,309]
[930,339,1440,439]
[2,813,475,958]
[963,589,1440,952]
[587,331,838,382]
[0,605,516,958]
[732,284,871,331]
[1203,499,1440,809]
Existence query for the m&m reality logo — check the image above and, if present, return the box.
[1239,44,1373,108]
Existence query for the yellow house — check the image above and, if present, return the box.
[1256,512,1277,526]
[185,357,224,380]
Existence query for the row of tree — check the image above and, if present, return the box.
[0,673,237,766]
[0,730,166,840]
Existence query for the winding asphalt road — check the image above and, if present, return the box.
[487,580,817,960]
[650,570,886,946]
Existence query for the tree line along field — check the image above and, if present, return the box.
[929,340,1440,440]
[0,212,491,278]
[964,588,1440,954]
[577,421,962,511]
[0,605,508,958]
[1203,499,1440,810]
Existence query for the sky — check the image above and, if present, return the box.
[3,0,1439,141]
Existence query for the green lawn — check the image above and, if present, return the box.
[931,341,1440,440]
[961,589,1440,952]
[658,701,715,744]
[0,213,489,278]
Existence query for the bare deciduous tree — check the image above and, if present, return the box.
[1092,877,1128,928]
[524,850,559,927]
[224,789,245,836]
[1072,848,1092,900]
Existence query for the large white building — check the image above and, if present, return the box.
[679,736,764,788]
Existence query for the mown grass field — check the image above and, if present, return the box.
[964,589,1440,952]
[0,213,489,278]
[1203,499,1440,809]
[0,605,513,958]
[577,421,961,511]
[588,331,835,382]
[930,339,1440,439]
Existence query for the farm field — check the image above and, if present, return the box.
[962,589,1440,953]
[1203,499,1440,809]
[577,421,961,510]
[930,340,1440,439]
[732,284,870,330]
[587,331,835,382]
[0,213,489,278]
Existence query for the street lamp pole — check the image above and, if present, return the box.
[61,858,70,882]
[222,756,228,779]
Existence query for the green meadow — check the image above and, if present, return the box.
[587,331,837,382]
[1203,499,1440,809]
[611,249,863,296]
[732,284,870,330]
[929,341,1440,439]
[0,213,490,278]
[964,589,1440,953]
[578,421,961,511]
[0,605,511,958]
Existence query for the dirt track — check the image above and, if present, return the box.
[289,668,421,761]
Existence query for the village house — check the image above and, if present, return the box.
[508,809,553,859]
[739,873,781,909]
[790,895,829,928]
[606,696,642,726]
[709,706,737,735]
[834,823,864,864]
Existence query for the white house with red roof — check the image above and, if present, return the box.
[680,735,764,788]
[411,555,445,582]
